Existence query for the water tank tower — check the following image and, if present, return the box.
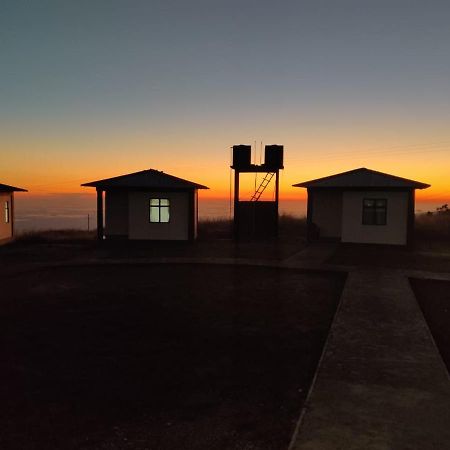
[231,144,284,240]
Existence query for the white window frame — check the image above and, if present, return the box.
[149,198,170,223]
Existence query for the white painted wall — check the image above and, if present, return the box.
[0,192,13,241]
[105,190,129,237]
[128,191,190,240]
[312,190,342,238]
[341,191,408,245]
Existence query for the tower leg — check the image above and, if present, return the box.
[233,170,240,240]
[275,170,280,237]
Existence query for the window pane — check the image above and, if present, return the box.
[150,206,160,222]
[375,209,387,225]
[362,210,374,225]
[362,198,387,225]
[160,206,170,222]
[160,199,170,206]
[150,199,160,206]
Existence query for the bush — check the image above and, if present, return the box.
[197,214,306,240]
[198,217,232,239]
[278,214,307,239]
[415,206,450,242]
[15,229,96,243]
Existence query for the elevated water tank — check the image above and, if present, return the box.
[264,145,284,170]
[232,145,252,169]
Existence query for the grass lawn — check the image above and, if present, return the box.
[0,264,345,450]
[410,278,450,374]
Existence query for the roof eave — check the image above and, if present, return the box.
[0,185,28,192]
[81,183,209,190]
[293,183,430,189]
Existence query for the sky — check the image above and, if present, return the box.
[1,0,450,211]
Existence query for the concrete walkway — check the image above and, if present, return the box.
[283,242,339,266]
[289,269,450,450]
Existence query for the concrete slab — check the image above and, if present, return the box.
[283,243,339,266]
[289,269,450,450]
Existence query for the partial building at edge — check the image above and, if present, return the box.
[293,167,430,246]
[82,169,208,241]
[0,183,27,244]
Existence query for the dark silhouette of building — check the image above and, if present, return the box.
[0,183,27,244]
[293,167,430,246]
[231,145,284,240]
[82,169,208,240]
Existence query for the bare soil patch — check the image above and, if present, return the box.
[0,263,344,450]
[410,278,450,374]
[1,234,306,266]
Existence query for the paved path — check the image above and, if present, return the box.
[283,242,339,266]
[289,269,450,450]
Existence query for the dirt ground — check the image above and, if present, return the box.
[410,278,450,373]
[0,262,345,450]
[0,234,306,267]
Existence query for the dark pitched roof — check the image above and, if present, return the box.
[81,169,208,190]
[0,183,27,192]
[293,167,430,189]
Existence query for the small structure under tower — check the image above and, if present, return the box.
[231,144,284,240]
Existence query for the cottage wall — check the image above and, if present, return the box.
[341,190,408,245]
[311,190,343,238]
[0,192,13,242]
[105,190,129,237]
[128,191,190,240]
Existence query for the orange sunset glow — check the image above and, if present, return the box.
[1,1,450,229]
[6,134,449,204]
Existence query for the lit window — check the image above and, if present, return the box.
[362,198,387,225]
[4,201,9,223]
[150,198,170,223]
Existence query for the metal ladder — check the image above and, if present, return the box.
[250,172,275,201]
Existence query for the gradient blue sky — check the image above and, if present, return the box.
[1,0,450,202]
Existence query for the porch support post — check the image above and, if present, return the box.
[188,189,196,241]
[96,188,104,240]
[306,188,314,242]
[10,193,15,238]
[406,189,415,248]
[233,170,240,240]
[275,170,280,237]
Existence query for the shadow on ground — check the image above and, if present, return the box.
[0,263,345,450]
[410,278,450,374]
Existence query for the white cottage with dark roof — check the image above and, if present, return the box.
[293,168,430,246]
[0,183,27,244]
[82,169,208,241]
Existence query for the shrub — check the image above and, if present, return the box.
[197,214,306,240]
[197,217,232,239]
[15,229,96,243]
[415,205,450,242]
